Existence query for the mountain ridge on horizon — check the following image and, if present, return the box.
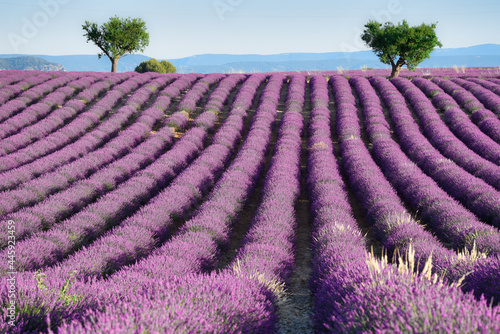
[1,44,499,73]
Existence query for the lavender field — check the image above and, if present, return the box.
[1,68,500,333]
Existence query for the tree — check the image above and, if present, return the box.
[82,16,149,73]
[135,58,177,74]
[159,60,177,73]
[361,20,442,78]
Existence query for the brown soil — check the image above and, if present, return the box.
[276,78,314,334]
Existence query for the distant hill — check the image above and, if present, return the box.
[1,44,499,73]
[0,56,65,71]
[0,54,148,72]
[168,44,500,73]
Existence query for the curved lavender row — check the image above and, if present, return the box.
[232,113,303,282]
[39,74,260,280]
[198,73,264,145]
[0,71,33,89]
[452,77,500,115]
[0,73,159,183]
[412,77,500,164]
[75,74,128,103]
[0,74,128,155]
[146,73,195,114]
[432,76,500,143]
[167,73,246,128]
[488,78,500,85]
[203,75,241,114]
[351,76,500,256]
[0,76,36,105]
[431,76,481,110]
[331,75,456,272]
[430,76,484,110]
[191,75,236,128]
[391,77,500,189]
[176,73,226,112]
[0,72,64,117]
[107,74,284,281]
[304,75,369,331]
[371,77,500,228]
[468,77,500,96]
[0,73,58,123]
[229,74,305,291]
[158,74,198,98]
[170,74,247,132]
[57,272,277,333]
[325,255,500,333]
[0,75,190,218]
[166,73,226,130]
[0,75,95,141]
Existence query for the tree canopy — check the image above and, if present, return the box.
[82,16,149,73]
[135,58,177,74]
[361,20,442,78]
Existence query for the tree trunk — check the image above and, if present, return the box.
[390,58,406,79]
[110,57,119,73]
[390,65,402,79]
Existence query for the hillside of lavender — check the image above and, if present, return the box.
[1,67,500,333]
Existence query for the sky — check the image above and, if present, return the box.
[1,0,499,60]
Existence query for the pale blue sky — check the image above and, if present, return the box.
[1,0,499,59]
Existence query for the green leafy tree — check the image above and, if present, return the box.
[361,20,442,78]
[82,16,149,73]
[135,58,177,73]
[159,60,177,73]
